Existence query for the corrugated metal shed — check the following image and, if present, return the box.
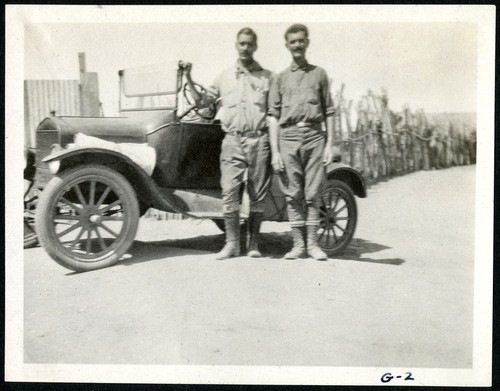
[24,79,81,147]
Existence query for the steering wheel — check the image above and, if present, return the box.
[183,82,216,120]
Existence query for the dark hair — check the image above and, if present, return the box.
[237,27,257,44]
[284,24,309,40]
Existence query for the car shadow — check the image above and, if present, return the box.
[333,237,405,265]
[120,231,404,267]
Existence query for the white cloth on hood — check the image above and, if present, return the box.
[73,133,156,176]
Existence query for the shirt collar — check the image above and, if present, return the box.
[235,59,263,74]
[290,60,311,72]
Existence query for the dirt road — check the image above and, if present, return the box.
[23,165,475,368]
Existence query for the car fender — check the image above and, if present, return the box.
[325,162,367,198]
[41,147,174,210]
[40,147,220,217]
[42,147,146,177]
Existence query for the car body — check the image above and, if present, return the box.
[30,61,367,271]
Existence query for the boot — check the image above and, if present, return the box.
[215,212,241,260]
[284,226,307,259]
[247,212,263,258]
[306,225,327,260]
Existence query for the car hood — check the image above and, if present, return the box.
[37,110,175,146]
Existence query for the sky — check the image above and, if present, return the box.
[23,11,478,117]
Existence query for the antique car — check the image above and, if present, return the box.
[29,61,367,272]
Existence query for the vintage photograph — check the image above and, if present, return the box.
[6,4,495,386]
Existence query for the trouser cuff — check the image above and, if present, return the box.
[249,200,265,213]
[287,201,305,225]
[306,202,319,223]
[223,203,240,214]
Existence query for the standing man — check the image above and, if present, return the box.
[268,24,336,260]
[185,28,273,260]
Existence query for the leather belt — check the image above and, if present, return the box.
[227,128,268,137]
[297,121,314,128]
[284,121,318,128]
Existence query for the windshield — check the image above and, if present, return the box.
[119,61,179,111]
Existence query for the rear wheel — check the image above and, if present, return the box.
[35,165,139,272]
[24,185,38,248]
[317,179,357,255]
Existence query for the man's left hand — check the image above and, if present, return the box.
[323,147,334,166]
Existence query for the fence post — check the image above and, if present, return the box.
[365,95,376,180]
[356,101,367,177]
[344,99,355,167]
[78,52,101,117]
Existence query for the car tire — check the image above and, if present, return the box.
[24,188,38,248]
[317,179,357,255]
[24,222,38,249]
[35,164,139,272]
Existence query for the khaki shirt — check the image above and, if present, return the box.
[268,61,335,126]
[208,60,273,133]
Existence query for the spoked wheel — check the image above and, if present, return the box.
[35,165,139,272]
[317,179,357,256]
[24,183,38,248]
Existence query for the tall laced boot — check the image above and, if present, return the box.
[306,225,327,260]
[284,226,307,259]
[215,212,241,260]
[247,212,263,258]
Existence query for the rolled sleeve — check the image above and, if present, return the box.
[202,75,220,107]
[267,74,281,119]
[320,71,336,117]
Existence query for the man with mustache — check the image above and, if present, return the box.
[185,27,273,259]
[268,24,336,260]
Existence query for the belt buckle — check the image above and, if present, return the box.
[238,130,257,137]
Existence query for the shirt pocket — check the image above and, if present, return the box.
[281,86,292,108]
[305,88,323,119]
[251,82,268,111]
[306,88,320,105]
[222,89,239,108]
[219,89,240,128]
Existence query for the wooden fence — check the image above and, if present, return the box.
[333,88,476,183]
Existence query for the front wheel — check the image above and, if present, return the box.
[35,165,140,272]
[317,179,357,255]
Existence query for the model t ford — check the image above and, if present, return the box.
[25,61,366,272]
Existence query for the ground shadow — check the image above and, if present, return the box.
[259,233,405,265]
[63,237,221,275]
[333,237,405,265]
[115,231,404,267]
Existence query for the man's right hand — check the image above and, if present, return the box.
[272,153,285,173]
[181,62,192,77]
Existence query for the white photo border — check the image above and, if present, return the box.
[5,4,495,386]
